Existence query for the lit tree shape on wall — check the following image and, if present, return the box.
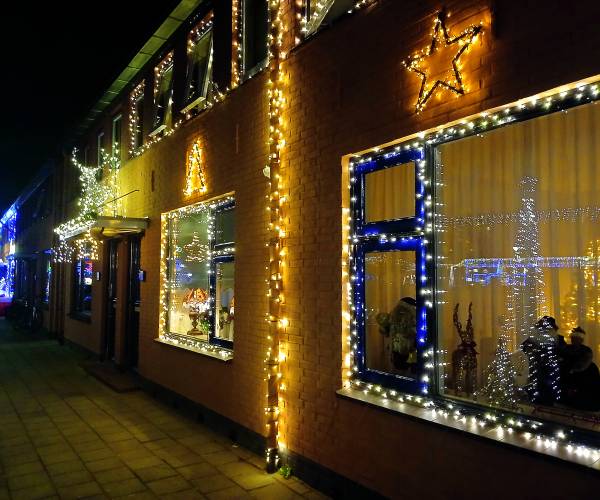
[478,316,520,409]
[53,148,121,261]
[184,140,207,196]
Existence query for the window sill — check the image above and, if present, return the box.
[336,387,600,470]
[68,312,92,323]
[155,333,233,362]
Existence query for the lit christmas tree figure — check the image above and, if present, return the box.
[478,315,520,409]
[511,178,560,405]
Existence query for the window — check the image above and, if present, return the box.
[151,53,174,135]
[304,0,354,35]
[162,196,235,351]
[435,101,600,425]
[72,258,93,317]
[42,252,51,305]
[349,81,600,437]
[182,14,214,113]
[112,114,122,159]
[350,150,426,393]
[96,132,105,168]
[242,0,268,78]
[130,82,145,151]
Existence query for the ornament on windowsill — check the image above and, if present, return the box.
[451,302,478,397]
[375,297,418,373]
[182,288,210,335]
[402,8,482,113]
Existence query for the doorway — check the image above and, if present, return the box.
[125,235,141,368]
[103,239,118,361]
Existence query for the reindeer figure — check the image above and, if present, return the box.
[451,303,478,397]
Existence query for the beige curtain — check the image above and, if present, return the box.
[437,103,600,388]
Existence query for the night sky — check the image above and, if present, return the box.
[0,0,182,214]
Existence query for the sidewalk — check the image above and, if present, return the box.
[0,320,326,499]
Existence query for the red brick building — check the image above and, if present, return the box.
[31,0,600,497]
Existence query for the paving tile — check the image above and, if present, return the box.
[202,450,240,466]
[147,475,193,495]
[8,471,52,491]
[57,480,103,499]
[123,455,165,470]
[206,485,252,499]
[4,460,44,478]
[78,447,114,462]
[93,466,136,484]
[10,483,56,499]
[45,459,86,476]
[102,477,147,497]
[249,482,303,499]
[230,472,275,491]
[193,474,237,494]
[217,461,259,478]
[85,457,125,473]
[50,469,93,488]
[134,464,178,482]
[41,450,80,466]
[177,462,219,480]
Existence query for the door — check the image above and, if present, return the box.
[125,235,141,368]
[104,239,118,361]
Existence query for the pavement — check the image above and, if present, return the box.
[0,319,326,500]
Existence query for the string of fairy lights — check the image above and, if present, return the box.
[53,148,121,263]
[343,79,600,462]
[184,140,208,197]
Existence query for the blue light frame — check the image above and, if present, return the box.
[350,148,430,394]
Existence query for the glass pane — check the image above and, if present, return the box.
[365,162,415,222]
[187,31,212,103]
[436,103,600,425]
[215,261,235,341]
[365,250,417,378]
[167,209,211,338]
[244,0,268,72]
[76,258,93,314]
[215,208,235,245]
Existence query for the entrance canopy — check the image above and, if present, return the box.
[61,216,149,240]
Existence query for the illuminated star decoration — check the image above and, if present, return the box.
[403,9,482,113]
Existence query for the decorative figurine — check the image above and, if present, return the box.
[451,302,478,397]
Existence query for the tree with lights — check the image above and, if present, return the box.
[478,316,520,409]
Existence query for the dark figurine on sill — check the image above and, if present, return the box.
[560,327,600,411]
[375,296,417,374]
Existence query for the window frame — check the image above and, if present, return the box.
[242,0,269,80]
[347,79,600,453]
[150,54,175,137]
[96,132,105,168]
[163,197,236,351]
[111,114,122,160]
[182,13,214,114]
[350,148,430,394]
[71,257,93,320]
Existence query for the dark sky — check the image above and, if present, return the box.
[0,0,182,214]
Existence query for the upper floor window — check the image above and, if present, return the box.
[161,196,236,352]
[112,114,122,159]
[182,13,214,113]
[129,82,145,152]
[151,53,174,136]
[242,0,268,78]
[96,132,105,167]
[303,0,354,35]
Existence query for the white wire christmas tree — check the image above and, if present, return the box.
[478,316,520,409]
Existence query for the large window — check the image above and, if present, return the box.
[151,54,174,135]
[72,258,93,317]
[182,14,214,113]
[350,151,427,393]
[162,196,235,350]
[130,82,145,151]
[349,83,600,436]
[435,102,600,424]
[242,0,268,78]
